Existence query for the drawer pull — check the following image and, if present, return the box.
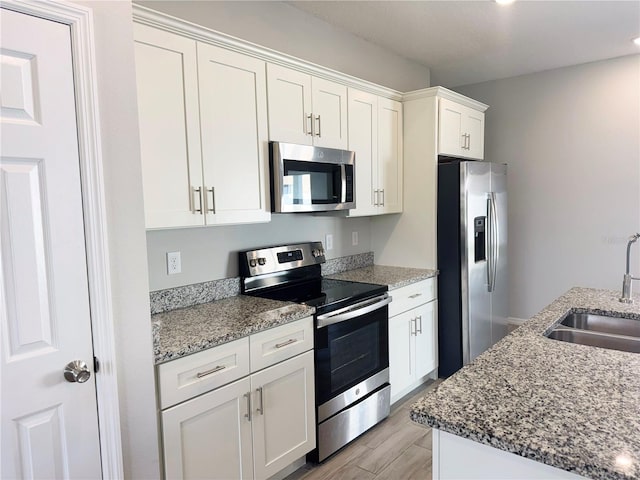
[408,293,423,299]
[196,365,226,378]
[275,338,296,349]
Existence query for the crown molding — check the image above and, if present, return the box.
[132,5,404,102]
[402,86,489,111]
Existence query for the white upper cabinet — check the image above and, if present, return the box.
[438,98,485,160]
[347,89,403,216]
[134,25,270,228]
[197,43,270,225]
[378,97,403,214]
[134,24,203,228]
[267,64,348,149]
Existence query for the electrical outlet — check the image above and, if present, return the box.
[352,231,359,246]
[167,251,181,275]
[325,234,334,251]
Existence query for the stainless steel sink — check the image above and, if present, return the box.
[547,328,640,353]
[560,312,640,338]
[546,312,640,354]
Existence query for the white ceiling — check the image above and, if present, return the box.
[288,1,640,87]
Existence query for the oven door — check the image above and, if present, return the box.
[314,293,390,419]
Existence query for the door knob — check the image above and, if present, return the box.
[64,360,91,383]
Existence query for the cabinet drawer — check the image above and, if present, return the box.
[157,337,250,409]
[389,278,436,318]
[250,316,313,371]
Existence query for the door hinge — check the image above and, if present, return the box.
[93,356,100,373]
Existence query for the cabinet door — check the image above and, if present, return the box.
[414,301,437,379]
[134,24,204,228]
[347,88,378,217]
[438,98,465,158]
[251,351,315,480]
[197,43,271,225]
[311,77,348,149]
[389,311,414,402]
[378,98,403,214]
[465,110,485,160]
[162,377,253,480]
[267,64,312,145]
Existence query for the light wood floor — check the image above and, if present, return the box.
[287,380,440,480]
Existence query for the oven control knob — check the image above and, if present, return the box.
[249,259,257,267]
[258,258,266,266]
[312,249,319,257]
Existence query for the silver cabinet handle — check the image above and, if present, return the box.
[373,189,379,206]
[64,360,91,383]
[196,365,226,378]
[275,338,296,349]
[244,392,252,421]
[408,293,422,299]
[380,189,385,206]
[410,318,416,336]
[256,387,264,415]
[315,115,321,137]
[306,113,313,136]
[417,315,423,334]
[191,186,203,214]
[205,187,215,213]
[467,133,471,150]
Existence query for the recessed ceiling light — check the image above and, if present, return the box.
[495,0,515,4]
[634,37,640,46]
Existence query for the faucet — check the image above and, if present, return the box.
[619,233,640,303]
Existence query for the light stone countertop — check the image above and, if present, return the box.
[410,287,640,480]
[152,296,314,364]
[327,264,438,290]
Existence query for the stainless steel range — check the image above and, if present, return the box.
[239,242,391,462]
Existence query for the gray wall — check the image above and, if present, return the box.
[76,1,160,478]
[139,1,432,292]
[147,215,372,291]
[136,0,430,92]
[456,55,640,319]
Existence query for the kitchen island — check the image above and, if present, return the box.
[410,287,640,480]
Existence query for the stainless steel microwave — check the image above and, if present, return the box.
[269,142,355,213]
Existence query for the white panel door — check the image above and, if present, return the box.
[311,77,348,149]
[0,9,102,479]
[347,88,378,217]
[266,64,312,145]
[162,377,253,480]
[378,98,403,214]
[134,24,204,228]
[414,301,437,379]
[251,351,315,480]
[197,43,270,225]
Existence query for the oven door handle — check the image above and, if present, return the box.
[316,293,392,328]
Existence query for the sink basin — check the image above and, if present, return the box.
[560,312,640,338]
[546,312,640,354]
[547,328,640,354]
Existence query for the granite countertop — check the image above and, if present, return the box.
[152,296,314,364]
[327,264,438,290]
[410,287,640,480]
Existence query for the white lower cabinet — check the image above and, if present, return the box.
[158,317,315,480]
[388,279,437,404]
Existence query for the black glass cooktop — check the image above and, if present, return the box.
[246,277,387,314]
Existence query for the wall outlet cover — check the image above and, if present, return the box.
[325,234,334,251]
[167,251,181,275]
[352,231,359,246]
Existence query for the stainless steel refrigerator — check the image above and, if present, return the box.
[437,159,508,377]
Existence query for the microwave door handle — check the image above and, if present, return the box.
[341,164,346,203]
[316,293,392,328]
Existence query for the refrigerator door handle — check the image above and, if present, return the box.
[486,196,494,292]
[491,192,499,291]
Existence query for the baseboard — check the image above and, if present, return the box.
[507,317,527,333]
[268,456,306,480]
